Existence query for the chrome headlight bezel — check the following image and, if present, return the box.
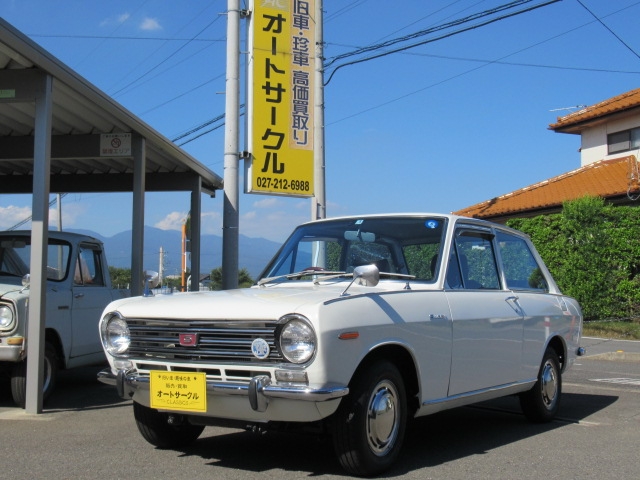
[100,312,130,357]
[0,304,15,330]
[276,314,317,364]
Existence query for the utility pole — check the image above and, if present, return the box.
[159,246,164,285]
[56,193,62,231]
[312,0,326,221]
[222,0,240,289]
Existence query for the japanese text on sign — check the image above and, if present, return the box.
[247,0,315,197]
[99,133,132,157]
[149,371,207,412]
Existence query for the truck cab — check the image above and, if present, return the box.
[0,230,128,407]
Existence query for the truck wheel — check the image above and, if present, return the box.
[10,342,59,408]
[519,347,562,423]
[332,360,407,476]
[133,401,205,448]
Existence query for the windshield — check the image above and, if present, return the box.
[258,216,447,283]
[0,236,71,282]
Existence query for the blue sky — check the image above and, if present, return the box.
[1,0,640,248]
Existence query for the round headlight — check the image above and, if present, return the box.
[278,315,316,364]
[102,313,130,356]
[0,305,14,329]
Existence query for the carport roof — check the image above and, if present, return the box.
[0,18,223,195]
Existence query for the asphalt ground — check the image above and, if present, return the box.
[1,337,638,479]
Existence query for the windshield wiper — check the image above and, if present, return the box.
[257,269,346,286]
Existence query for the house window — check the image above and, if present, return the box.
[607,127,640,154]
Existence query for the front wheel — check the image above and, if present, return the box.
[332,360,407,477]
[133,401,205,448]
[10,341,59,408]
[519,347,562,423]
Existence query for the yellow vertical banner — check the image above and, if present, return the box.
[247,0,315,196]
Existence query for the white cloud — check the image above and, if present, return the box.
[252,197,280,209]
[0,205,32,229]
[0,203,87,230]
[49,202,87,229]
[100,12,130,27]
[200,211,222,235]
[139,17,162,31]
[155,211,188,231]
[239,208,307,242]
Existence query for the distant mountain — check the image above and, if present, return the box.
[68,226,281,279]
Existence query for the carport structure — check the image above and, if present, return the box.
[0,18,223,413]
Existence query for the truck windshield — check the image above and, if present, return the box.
[258,216,447,283]
[0,237,71,282]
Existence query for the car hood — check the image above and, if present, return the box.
[105,284,359,320]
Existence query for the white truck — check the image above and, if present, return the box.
[0,230,128,407]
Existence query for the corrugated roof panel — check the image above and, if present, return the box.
[0,17,223,193]
[550,88,640,131]
[454,155,639,219]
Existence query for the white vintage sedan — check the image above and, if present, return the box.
[98,214,583,476]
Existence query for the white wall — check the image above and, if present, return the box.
[580,115,640,166]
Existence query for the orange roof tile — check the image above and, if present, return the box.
[549,88,640,132]
[454,155,640,220]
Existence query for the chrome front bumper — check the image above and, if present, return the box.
[98,368,349,413]
[0,345,24,362]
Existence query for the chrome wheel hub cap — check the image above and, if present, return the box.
[366,380,400,456]
[540,360,558,408]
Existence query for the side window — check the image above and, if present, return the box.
[447,229,500,290]
[497,231,548,291]
[74,247,104,286]
[46,243,71,281]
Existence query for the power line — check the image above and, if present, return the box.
[402,51,640,75]
[110,8,225,97]
[324,0,561,85]
[8,194,68,231]
[29,34,222,42]
[324,0,542,68]
[576,0,640,62]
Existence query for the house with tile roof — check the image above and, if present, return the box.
[455,88,640,222]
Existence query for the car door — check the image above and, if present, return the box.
[494,229,569,381]
[445,227,524,396]
[70,244,113,359]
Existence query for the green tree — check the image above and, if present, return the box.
[209,267,254,290]
[109,266,131,288]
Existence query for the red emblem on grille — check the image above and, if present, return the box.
[179,333,199,347]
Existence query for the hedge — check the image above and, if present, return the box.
[506,196,640,321]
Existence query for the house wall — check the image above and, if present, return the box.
[581,115,640,166]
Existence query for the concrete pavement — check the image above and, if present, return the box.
[580,335,640,362]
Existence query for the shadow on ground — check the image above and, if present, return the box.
[163,391,618,477]
[0,364,129,412]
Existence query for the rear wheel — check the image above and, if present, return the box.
[133,401,205,448]
[10,341,59,408]
[332,360,407,476]
[519,347,562,423]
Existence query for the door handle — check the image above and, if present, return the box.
[505,296,523,315]
[74,293,85,299]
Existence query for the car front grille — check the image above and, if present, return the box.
[125,318,282,363]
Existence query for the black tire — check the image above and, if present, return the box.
[519,347,562,423]
[133,401,205,448]
[10,342,59,408]
[332,360,407,477]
